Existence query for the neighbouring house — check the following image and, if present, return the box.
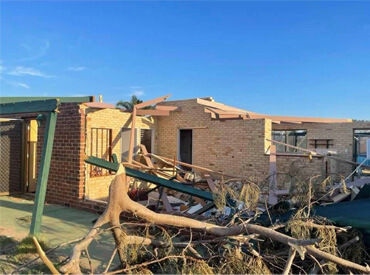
[0,96,369,211]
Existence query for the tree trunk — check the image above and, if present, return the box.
[59,165,370,274]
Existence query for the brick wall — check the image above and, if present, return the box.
[84,108,155,200]
[35,103,86,207]
[155,99,270,181]
[0,104,86,207]
[0,104,156,212]
[156,99,370,186]
[273,120,370,180]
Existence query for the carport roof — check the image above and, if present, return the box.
[0,96,94,104]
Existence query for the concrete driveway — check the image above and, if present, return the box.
[0,195,119,273]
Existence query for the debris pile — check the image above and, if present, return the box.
[59,146,370,274]
[126,146,370,221]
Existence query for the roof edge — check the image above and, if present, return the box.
[0,96,94,104]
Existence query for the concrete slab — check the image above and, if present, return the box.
[0,195,120,273]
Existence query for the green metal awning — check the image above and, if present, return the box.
[0,99,60,114]
[85,156,215,202]
[0,96,93,104]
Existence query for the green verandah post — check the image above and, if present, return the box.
[30,111,58,236]
[0,97,93,236]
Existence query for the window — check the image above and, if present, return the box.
[354,129,370,166]
[90,128,112,177]
[309,139,334,149]
[272,130,307,153]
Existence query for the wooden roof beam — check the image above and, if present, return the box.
[269,116,351,123]
[204,107,249,119]
[204,107,247,116]
[197,98,248,112]
[218,114,248,119]
[135,94,171,109]
[155,105,179,111]
[136,109,171,116]
[249,113,351,123]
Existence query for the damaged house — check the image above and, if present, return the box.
[155,97,370,180]
[0,97,157,211]
[0,96,369,211]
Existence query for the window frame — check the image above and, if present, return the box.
[89,127,113,177]
[272,129,307,154]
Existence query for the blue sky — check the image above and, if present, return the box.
[1,1,369,120]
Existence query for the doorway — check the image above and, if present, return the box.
[179,129,192,168]
[25,119,38,192]
[121,128,153,162]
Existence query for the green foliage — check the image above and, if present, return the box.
[0,236,52,274]
[116,95,143,112]
[16,236,48,255]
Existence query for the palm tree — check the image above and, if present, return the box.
[116,95,143,112]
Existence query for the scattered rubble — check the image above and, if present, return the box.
[56,144,370,274]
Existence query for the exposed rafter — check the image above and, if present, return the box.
[136,109,172,116]
[197,97,353,123]
[135,94,171,109]
[84,102,115,109]
[249,113,352,123]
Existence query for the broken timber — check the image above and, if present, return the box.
[85,156,214,201]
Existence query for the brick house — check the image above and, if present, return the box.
[154,97,370,184]
[0,97,155,212]
[1,96,369,211]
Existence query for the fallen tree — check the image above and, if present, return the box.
[59,164,370,274]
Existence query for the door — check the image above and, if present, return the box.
[25,119,38,192]
[179,129,192,168]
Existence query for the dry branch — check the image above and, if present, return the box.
[59,165,370,274]
[32,236,59,275]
